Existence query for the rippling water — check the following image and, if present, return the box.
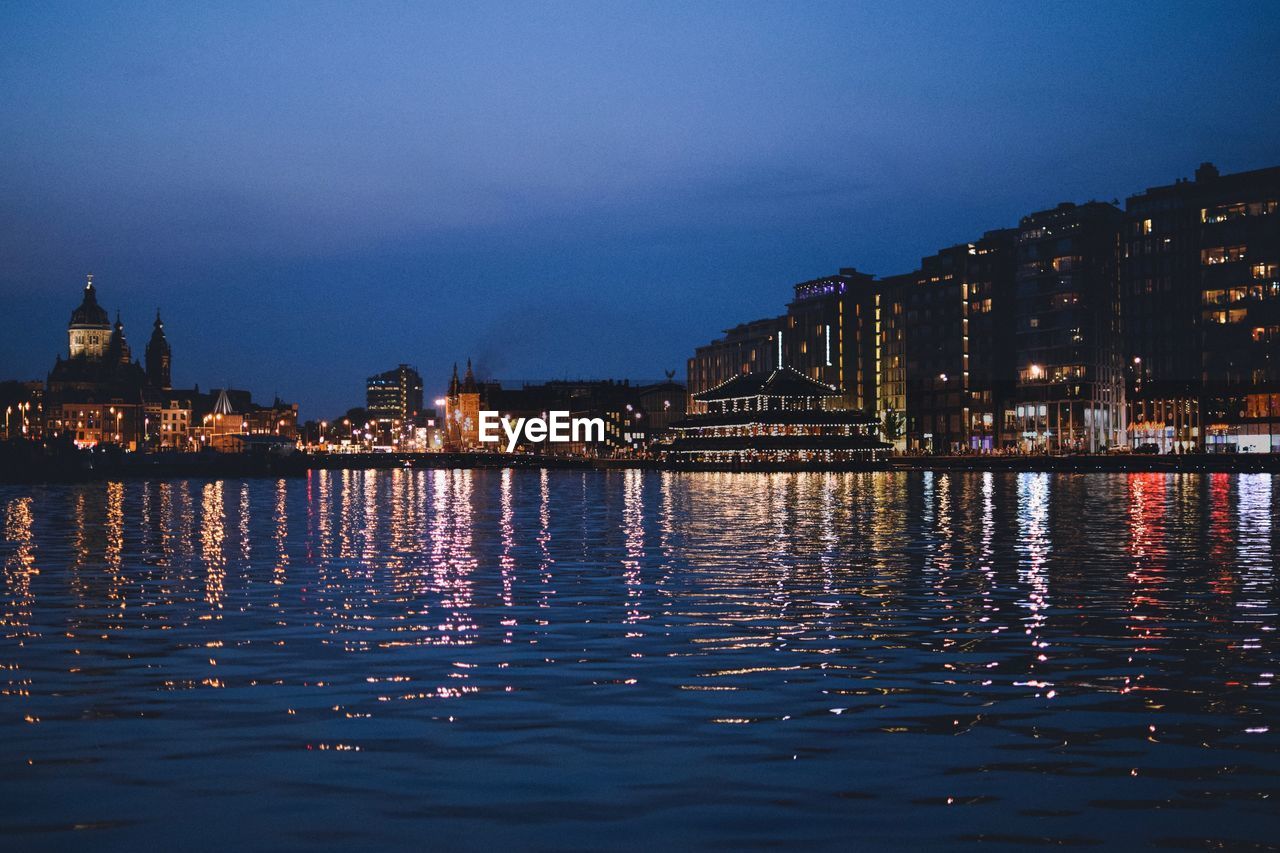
[1,470,1278,850]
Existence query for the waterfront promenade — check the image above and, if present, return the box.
[4,441,1280,482]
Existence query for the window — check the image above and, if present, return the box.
[1202,245,1247,265]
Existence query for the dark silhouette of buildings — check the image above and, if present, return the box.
[146,311,172,390]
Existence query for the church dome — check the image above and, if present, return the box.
[69,276,110,328]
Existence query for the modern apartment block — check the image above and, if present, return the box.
[1014,201,1126,453]
[686,161,1277,454]
[901,229,1017,453]
[1124,162,1280,452]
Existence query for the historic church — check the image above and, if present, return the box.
[45,275,176,448]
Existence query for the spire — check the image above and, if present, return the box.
[448,362,460,397]
[146,307,172,389]
[462,358,477,393]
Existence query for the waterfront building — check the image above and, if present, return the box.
[444,360,483,449]
[636,374,687,435]
[687,317,783,414]
[874,272,910,449]
[366,363,423,446]
[0,381,43,441]
[1124,162,1280,452]
[154,397,192,449]
[686,268,882,418]
[1014,201,1127,453]
[51,400,145,449]
[46,276,157,449]
[784,268,878,406]
[664,367,888,465]
[901,229,1017,453]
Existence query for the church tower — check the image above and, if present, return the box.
[146,310,172,389]
[67,274,112,360]
[106,312,132,366]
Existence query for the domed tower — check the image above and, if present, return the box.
[146,309,172,389]
[68,274,111,360]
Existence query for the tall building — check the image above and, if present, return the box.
[784,268,877,404]
[1014,201,1126,453]
[686,268,881,417]
[875,272,911,442]
[1124,162,1280,452]
[146,310,172,389]
[366,363,423,443]
[901,229,1017,453]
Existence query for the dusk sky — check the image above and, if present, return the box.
[2,1,1278,418]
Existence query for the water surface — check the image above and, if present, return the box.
[1,470,1277,850]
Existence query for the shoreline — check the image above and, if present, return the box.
[4,446,1280,483]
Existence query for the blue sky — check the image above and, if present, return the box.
[2,1,1278,416]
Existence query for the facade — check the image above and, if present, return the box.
[687,317,783,414]
[686,268,881,417]
[1014,202,1126,453]
[444,360,483,449]
[51,401,145,449]
[784,268,877,406]
[67,275,112,360]
[366,363,424,445]
[1125,163,1280,452]
[902,230,1017,453]
[664,367,887,465]
[46,276,159,449]
[154,398,192,449]
[875,273,910,447]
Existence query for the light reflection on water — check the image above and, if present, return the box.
[0,470,1277,850]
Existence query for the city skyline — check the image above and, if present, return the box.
[3,3,1280,416]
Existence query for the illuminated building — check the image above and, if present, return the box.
[444,360,483,449]
[46,276,155,449]
[0,381,43,441]
[366,363,423,445]
[1014,201,1127,453]
[875,272,911,448]
[664,367,888,465]
[154,397,192,449]
[1125,162,1280,452]
[67,274,111,359]
[687,317,783,414]
[686,268,881,417]
[900,230,1017,453]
